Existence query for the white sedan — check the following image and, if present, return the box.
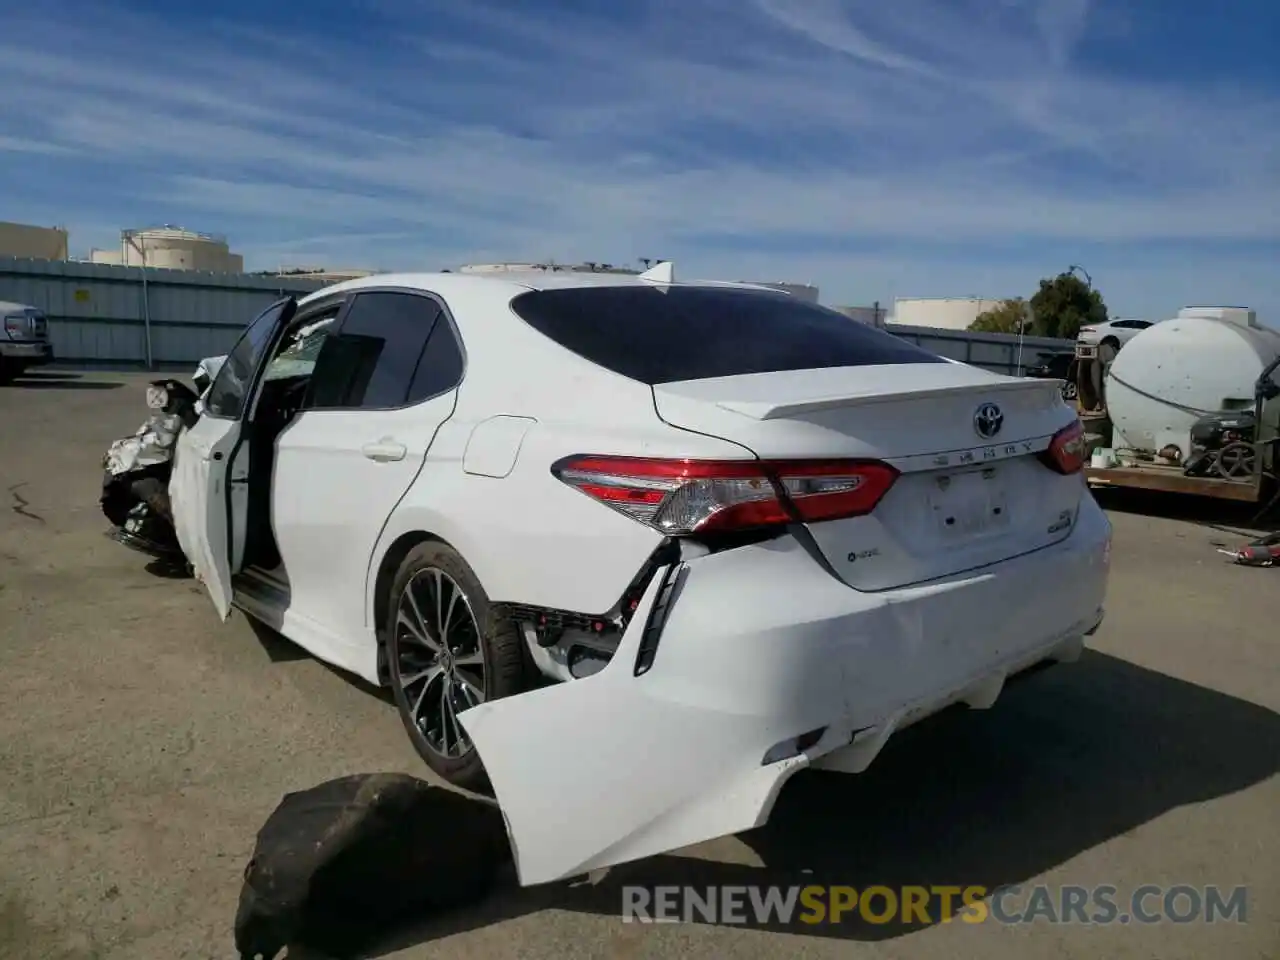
[169,263,1111,888]
[1077,318,1156,360]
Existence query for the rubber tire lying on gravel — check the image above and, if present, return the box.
[234,773,511,960]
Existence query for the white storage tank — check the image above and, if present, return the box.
[100,226,245,273]
[1104,306,1280,459]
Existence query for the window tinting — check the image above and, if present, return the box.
[204,298,293,419]
[307,292,442,409]
[406,317,464,404]
[262,312,339,382]
[509,286,946,384]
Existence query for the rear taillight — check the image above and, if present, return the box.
[3,316,24,339]
[1039,419,1087,474]
[551,455,899,535]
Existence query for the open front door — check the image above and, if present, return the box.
[171,298,297,619]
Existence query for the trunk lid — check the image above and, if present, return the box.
[652,363,1082,591]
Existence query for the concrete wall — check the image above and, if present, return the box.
[0,257,326,366]
[0,222,69,261]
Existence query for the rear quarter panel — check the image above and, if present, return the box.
[366,284,756,622]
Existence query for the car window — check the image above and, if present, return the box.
[306,292,444,410]
[405,316,464,404]
[204,299,293,419]
[262,313,339,382]
[509,286,946,384]
[1131,320,1153,328]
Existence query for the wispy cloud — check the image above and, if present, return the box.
[0,0,1276,317]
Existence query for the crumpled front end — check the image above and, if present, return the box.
[103,411,184,476]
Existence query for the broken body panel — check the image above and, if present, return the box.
[460,503,1109,887]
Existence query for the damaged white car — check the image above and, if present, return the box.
[170,264,1110,888]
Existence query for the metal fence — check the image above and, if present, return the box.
[884,322,1074,376]
[0,257,326,367]
[0,256,1076,373]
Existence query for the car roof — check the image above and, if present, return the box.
[295,269,787,308]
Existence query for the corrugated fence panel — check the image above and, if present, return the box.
[2,258,1081,373]
[884,323,1074,376]
[0,257,326,365]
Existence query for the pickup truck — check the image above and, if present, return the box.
[0,300,54,383]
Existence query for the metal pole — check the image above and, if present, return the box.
[141,265,152,369]
[126,231,154,369]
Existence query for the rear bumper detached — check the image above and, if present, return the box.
[460,498,1111,888]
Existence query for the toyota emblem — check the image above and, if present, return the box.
[973,402,1004,439]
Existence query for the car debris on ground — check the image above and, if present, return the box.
[235,773,510,960]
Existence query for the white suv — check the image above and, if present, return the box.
[171,267,1110,887]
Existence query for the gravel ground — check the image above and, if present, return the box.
[0,370,1276,960]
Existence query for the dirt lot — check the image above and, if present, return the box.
[1,370,1277,960]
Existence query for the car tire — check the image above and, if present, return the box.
[0,361,17,385]
[385,542,525,792]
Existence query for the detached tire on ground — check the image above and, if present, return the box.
[385,542,525,791]
[234,773,511,960]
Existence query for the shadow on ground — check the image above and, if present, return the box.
[242,613,395,705]
[349,651,1278,952]
[3,371,123,391]
[1093,485,1280,536]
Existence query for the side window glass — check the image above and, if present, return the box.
[204,299,293,419]
[262,312,339,382]
[405,316,464,404]
[306,293,441,410]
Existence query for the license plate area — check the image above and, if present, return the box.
[927,466,1010,538]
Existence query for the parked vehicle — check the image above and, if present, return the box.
[170,265,1111,888]
[1077,318,1155,363]
[1025,349,1078,400]
[0,300,54,383]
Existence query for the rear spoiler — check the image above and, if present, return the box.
[716,377,1056,421]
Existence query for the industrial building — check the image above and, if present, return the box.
[458,261,641,275]
[457,263,821,304]
[833,304,889,327]
[891,297,1008,330]
[268,267,379,285]
[89,226,245,273]
[0,221,69,261]
[740,281,820,302]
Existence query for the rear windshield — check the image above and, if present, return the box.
[510,286,946,384]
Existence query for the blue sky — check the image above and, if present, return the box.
[1,0,1277,319]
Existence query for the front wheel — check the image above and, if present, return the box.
[385,542,526,791]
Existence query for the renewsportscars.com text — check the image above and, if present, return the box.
[621,883,1249,926]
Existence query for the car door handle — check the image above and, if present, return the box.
[361,439,407,462]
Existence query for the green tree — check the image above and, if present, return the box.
[969,298,1030,334]
[1028,272,1108,339]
